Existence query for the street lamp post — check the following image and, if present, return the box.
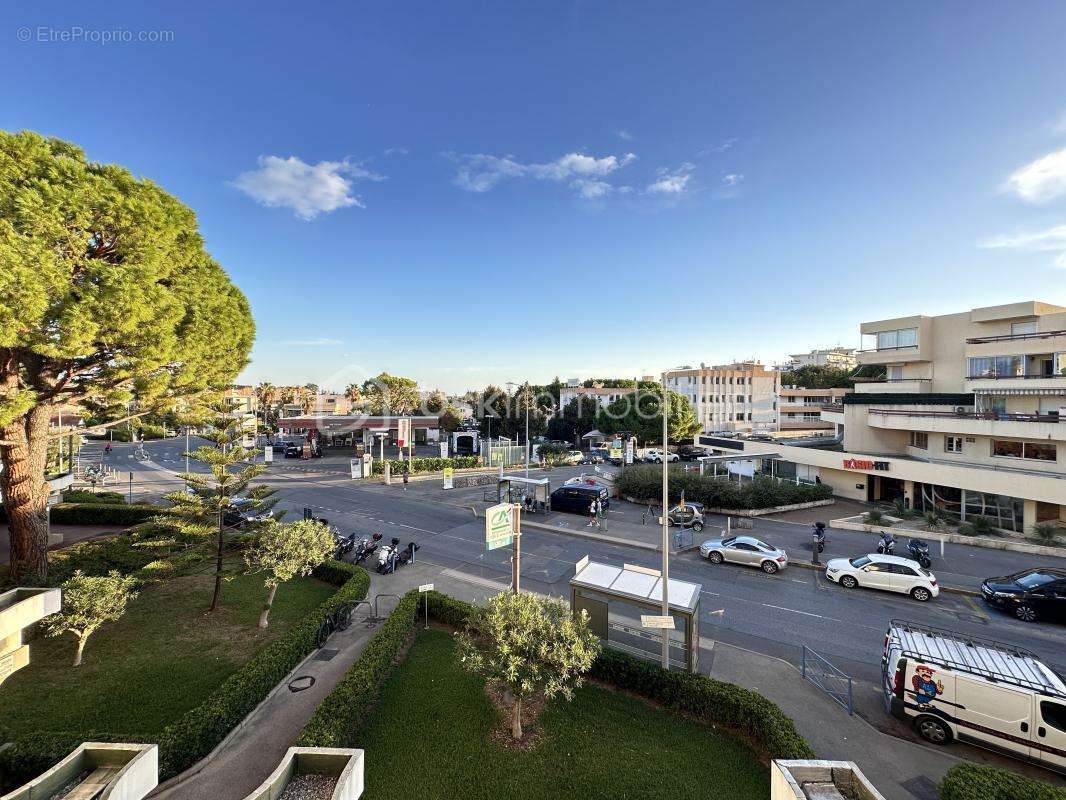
[660,374,670,670]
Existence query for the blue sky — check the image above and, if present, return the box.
[4,1,1066,393]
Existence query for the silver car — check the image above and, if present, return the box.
[699,535,789,574]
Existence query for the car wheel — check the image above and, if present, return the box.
[761,560,779,574]
[840,575,858,589]
[692,521,704,532]
[911,586,932,602]
[915,715,952,745]
[708,551,724,564]
[1014,604,1039,623]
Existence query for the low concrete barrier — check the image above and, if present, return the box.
[0,587,61,687]
[241,748,364,800]
[830,515,1066,558]
[622,496,835,517]
[771,760,886,800]
[0,742,157,800]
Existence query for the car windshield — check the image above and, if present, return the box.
[1016,571,1059,589]
[850,555,872,568]
[722,536,736,546]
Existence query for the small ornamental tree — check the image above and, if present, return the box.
[161,414,278,612]
[43,570,138,666]
[456,591,600,740]
[244,519,336,628]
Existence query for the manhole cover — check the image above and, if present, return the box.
[900,775,938,800]
[314,648,340,662]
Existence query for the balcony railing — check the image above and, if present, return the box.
[821,403,844,413]
[966,328,1066,344]
[852,377,932,384]
[868,408,1062,424]
[966,373,1066,380]
[856,345,920,353]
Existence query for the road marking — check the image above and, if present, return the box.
[758,603,827,619]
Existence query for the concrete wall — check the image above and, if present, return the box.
[241,748,364,800]
[0,743,158,800]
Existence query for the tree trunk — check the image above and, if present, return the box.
[258,582,278,629]
[511,695,523,740]
[209,509,224,612]
[73,634,87,667]
[1,405,52,583]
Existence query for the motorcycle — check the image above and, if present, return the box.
[397,541,420,567]
[907,537,932,568]
[876,531,896,555]
[376,537,402,574]
[333,532,356,558]
[353,533,383,564]
[811,522,826,553]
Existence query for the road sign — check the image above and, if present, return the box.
[397,418,412,449]
[439,441,448,458]
[350,458,361,479]
[640,615,675,630]
[264,445,273,463]
[418,583,434,593]
[442,466,454,490]
[485,502,515,550]
[625,438,634,465]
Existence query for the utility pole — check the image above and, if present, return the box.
[524,382,530,478]
[660,374,670,670]
[185,426,190,489]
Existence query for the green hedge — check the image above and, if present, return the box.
[59,489,127,505]
[297,590,811,762]
[0,502,162,526]
[616,466,832,510]
[939,763,1066,800]
[369,456,481,476]
[0,561,371,786]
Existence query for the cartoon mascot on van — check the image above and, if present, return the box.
[911,664,944,708]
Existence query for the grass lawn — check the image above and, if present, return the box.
[357,630,769,800]
[0,570,335,739]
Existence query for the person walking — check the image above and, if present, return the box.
[587,498,597,528]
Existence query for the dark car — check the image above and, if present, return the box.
[981,568,1066,623]
[284,443,302,458]
[677,446,708,461]
[549,484,610,515]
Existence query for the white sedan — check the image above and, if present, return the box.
[825,553,939,602]
[643,449,679,463]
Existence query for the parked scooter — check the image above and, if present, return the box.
[333,532,356,559]
[877,531,896,555]
[376,537,402,574]
[811,522,826,553]
[353,533,383,564]
[397,541,420,567]
[906,537,932,568]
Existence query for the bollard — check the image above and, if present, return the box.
[811,534,820,565]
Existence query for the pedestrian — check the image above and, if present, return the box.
[595,499,603,530]
[587,499,597,527]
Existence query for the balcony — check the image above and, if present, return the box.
[820,403,844,413]
[966,372,1066,392]
[966,329,1066,359]
[867,407,1065,441]
[967,328,1066,344]
[855,344,928,366]
[853,378,932,394]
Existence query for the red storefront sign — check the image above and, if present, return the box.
[843,458,890,471]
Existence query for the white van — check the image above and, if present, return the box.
[882,619,1066,774]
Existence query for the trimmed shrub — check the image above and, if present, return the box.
[864,510,883,524]
[59,489,127,505]
[939,763,1066,800]
[369,456,480,476]
[615,466,832,510]
[297,590,812,762]
[50,503,162,526]
[588,648,814,760]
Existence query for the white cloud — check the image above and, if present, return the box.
[722,173,744,187]
[449,151,637,196]
[1004,147,1066,203]
[281,337,344,347]
[232,156,385,219]
[383,147,409,156]
[697,138,738,158]
[614,129,634,141]
[980,224,1066,268]
[647,162,695,195]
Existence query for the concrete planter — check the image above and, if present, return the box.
[830,514,1066,558]
[242,748,364,800]
[771,760,886,800]
[0,742,157,800]
[0,587,61,687]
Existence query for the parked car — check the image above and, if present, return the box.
[883,619,1066,772]
[581,451,604,465]
[549,484,610,515]
[825,554,938,601]
[667,502,705,531]
[981,568,1066,623]
[677,446,708,461]
[284,443,302,458]
[644,449,678,463]
[699,535,788,574]
[566,450,585,465]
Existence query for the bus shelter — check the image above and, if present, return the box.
[496,476,551,514]
[569,558,702,672]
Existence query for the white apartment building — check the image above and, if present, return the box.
[778,386,850,431]
[665,362,780,433]
[785,347,857,371]
[731,301,1065,534]
[559,380,635,412]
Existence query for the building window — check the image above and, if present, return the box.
[944,436,963,454]
[909,432,928,449]
[1011,321,1038,336]
[876,327,918,350]
[992,440,1057,461]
